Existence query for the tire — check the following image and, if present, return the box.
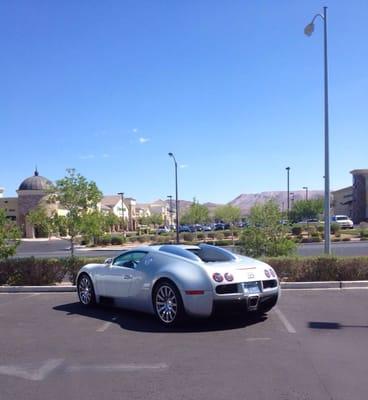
[77,274,96,306]
[153,280,184,326]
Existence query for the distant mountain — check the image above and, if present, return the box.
[229,190,324,215]
[149,190,323,216]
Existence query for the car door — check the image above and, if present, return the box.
[100,251,148,300]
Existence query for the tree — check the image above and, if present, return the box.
[289,199,323,223]
[0,209,21,259]
[103,212,120,233]
[238,200,296,257]
[26,206,53,238]
[49,169,102,256]
[214,204,241,243]
[180,199,209,225]
[80,211,105,245]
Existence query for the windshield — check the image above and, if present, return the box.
[188,244,237,263]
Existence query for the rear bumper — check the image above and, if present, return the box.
[182,285,279,317]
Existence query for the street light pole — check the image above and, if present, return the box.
[167,195,173,226]
[286,167,290,219]
[305,6,331,254]
[303,186,309,201]
[117,192,125,235]
[168,153,179,244]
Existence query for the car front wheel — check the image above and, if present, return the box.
[153,280,184,326]
[77,274,96,306]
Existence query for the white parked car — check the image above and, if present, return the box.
[76,244,280,326]
[331,215,354,229]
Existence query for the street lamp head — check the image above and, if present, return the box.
[304,22,315,36]
[286,166,290,171]
[168,152,173,157]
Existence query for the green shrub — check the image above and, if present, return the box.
[137,235,148,243]
[111,236,124,245]
[263,256,368,282]
[334,231,341,238]
[215,232,225,240]
[331,222,340,235]
[360,229,368,239]
[224,230,232,238]
[207,232,215,239]
[0,257,65,285]
[197,233,205,240]
[183,233,194,242]
[62,256,106,284]
[342,237,351,242]
[291,226,302,236]
[317,225,324,233]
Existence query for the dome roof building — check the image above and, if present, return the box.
[18,170,52,191]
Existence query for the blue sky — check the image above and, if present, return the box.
[1,0,367,203]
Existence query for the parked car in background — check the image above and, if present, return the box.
[178,225,191,233]
[331,215,354,229]
[298,218,322,225]
[202,224,213,231]
[156,226,170,234]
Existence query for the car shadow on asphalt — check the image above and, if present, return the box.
[53,302,268,333]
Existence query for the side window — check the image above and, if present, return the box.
[113,251,147,268]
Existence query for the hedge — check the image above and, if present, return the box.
[1,255,368,286]
[263,256,368,282]
[0,257,65,286]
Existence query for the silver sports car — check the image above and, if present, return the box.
[77,244,280,325]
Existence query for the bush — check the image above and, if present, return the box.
[291,226,302,236]
[62,256,106,284]
[182,233,194,242]
[197,233,205,240]
[342,237,351,242]
[215,232,225,240]
[331,222,340,235]
[224,230,232,238]
[207,232,215,240]
[0,257,65,285]
[317,225,324,233]
[263,256,368,282]
[360,229,368,239]
[111,236,124,245]
[137,235,148,243]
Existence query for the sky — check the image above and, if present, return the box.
[1,0,367,204]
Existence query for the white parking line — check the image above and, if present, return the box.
[274,307,296,334]
[0,293,40,306]
[96,321,113,332]
[246,337,271,342]
[67,363,168,373]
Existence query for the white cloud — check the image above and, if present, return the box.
[79,154,95,160]
[139,137,150,144]
[101,153,111,158]
[180,164,188,169]
[132,128,138,133]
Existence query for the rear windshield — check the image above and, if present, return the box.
[336,216,348,221]
[188,244,236,263]
[159,244,236,263]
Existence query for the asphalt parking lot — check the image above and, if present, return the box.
[0,290,367,400]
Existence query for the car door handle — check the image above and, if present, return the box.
[123,274,133,280]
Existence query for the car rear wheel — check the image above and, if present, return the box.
[77,274,96,306]
[153,280,184,326]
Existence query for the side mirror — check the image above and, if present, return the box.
[104,258,113,265]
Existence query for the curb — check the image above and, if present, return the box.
[1,281,368,293]
[280,280,368,289]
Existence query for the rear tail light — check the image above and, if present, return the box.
[270,269,276,277]
[212,273,223,283]
[264,269,271,278]
[224,273,234,282]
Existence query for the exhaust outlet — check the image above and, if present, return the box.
[248,295,260,311]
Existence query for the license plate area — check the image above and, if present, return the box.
[243,281,261,294]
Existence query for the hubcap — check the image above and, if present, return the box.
[78,276,92,305]
[155,285,178,323]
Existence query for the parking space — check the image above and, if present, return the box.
[0,290,367,400]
